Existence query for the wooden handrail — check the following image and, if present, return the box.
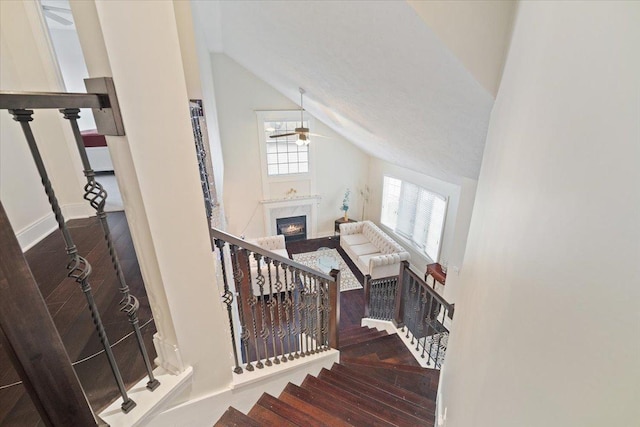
[403,265,454,314]
[210,227,335,282]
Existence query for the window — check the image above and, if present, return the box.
[381,176,447,261]
[263,120,309,176]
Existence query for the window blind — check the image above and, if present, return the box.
[381,176,447,261]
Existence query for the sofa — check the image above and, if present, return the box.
[247,235,292,296]
[339,221,410,279]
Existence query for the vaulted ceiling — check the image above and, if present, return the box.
[192,1,513,184]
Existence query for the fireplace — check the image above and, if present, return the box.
[276,215,307,242]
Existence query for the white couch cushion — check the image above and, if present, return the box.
[359,252,383,269]
[350,242,380,256]
[341,233,369,246]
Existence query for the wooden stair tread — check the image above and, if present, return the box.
[278,391,353,427]
[318,368,435,421]
[248,404,297,426]
[330,363,436,411]
[340,329,389,347]
[214,407,260,427]
[340,325,373,338]
[283,383,395,427]
[256,393,326,427]
[302,374,426,426]
[340,334,421,364]
[341,356,441,375]
[341,361,438,398]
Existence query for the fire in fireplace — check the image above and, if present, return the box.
[276,215,307,242]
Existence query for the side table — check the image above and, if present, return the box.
[425,263,447,293]
[334,217,357,235]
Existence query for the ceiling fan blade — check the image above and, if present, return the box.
[43,9,73,26]
[308,133,329,138]
[269,132,298,138]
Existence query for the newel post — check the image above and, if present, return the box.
[363,274,372,318]
[328,269,341,349]
[393,261,410,328]
[0,202,103,426]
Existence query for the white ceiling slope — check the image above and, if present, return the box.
[195,1,494,183]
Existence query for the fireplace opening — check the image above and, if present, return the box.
[276,215,307,243]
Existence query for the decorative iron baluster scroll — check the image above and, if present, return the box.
[273,261,288,363]
[244,250,263,369]
[229,244,253,371]
[61,108,159,391]
[283,265,295,360]
[266,260,280,364]
[189,100,217,222]
[9,109,135,413]
[368,276,398,321]
[254,253,272,367]
[214,239,242,374]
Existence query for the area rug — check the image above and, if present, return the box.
[292,249,362,292]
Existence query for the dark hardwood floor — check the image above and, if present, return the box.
[0,212,156,427]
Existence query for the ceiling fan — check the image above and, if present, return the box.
[269,88,325,146]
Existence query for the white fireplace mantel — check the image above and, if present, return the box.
[261,195,321,238]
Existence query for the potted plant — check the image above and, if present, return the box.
[340,188,351,220]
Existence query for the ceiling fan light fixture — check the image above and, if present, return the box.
[295,135,305,146]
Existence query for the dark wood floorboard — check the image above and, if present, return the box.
[0,212,156,427]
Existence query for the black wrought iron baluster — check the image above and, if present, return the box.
[253,252,271,367]
[299,273,309,357]
[244,251,263,369]
[265,259,279,365]
[308,276,315,355]
[214,240,242,374]
[230,244,253,371]
[415,286,427,351]
[382,279,393,320]
[422,292,435,362]
[291,269,302,359]
[401,273,410,333]
[433,332,443,368]
[406,276,416,338]
[305,274,313,356]
[273,261,287,363]
[9,109,136,412]
[320,280,330,351]
[61,108,160,391]
[283,265,295,360]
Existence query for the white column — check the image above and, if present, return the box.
[71,0,233,398]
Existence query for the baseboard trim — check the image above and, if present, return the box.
[16,203,92,252]
[99,366,193,427]
[17,212,58,252]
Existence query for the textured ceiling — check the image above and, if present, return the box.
[193,1,494,183]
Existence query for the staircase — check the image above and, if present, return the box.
[215,326,440,426]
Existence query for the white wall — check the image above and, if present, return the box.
[367,158,476,302]
[439,2,640,426]
[408,0,517,98]
[211,53,369,238]
[0,0,90,250]
[47,27,96,131]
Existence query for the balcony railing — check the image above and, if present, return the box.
[363,261,454,368]
[210,228,340,373]
[0,81,157,423]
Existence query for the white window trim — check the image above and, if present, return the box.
[380,175,448,263]
[256,110,317,199]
